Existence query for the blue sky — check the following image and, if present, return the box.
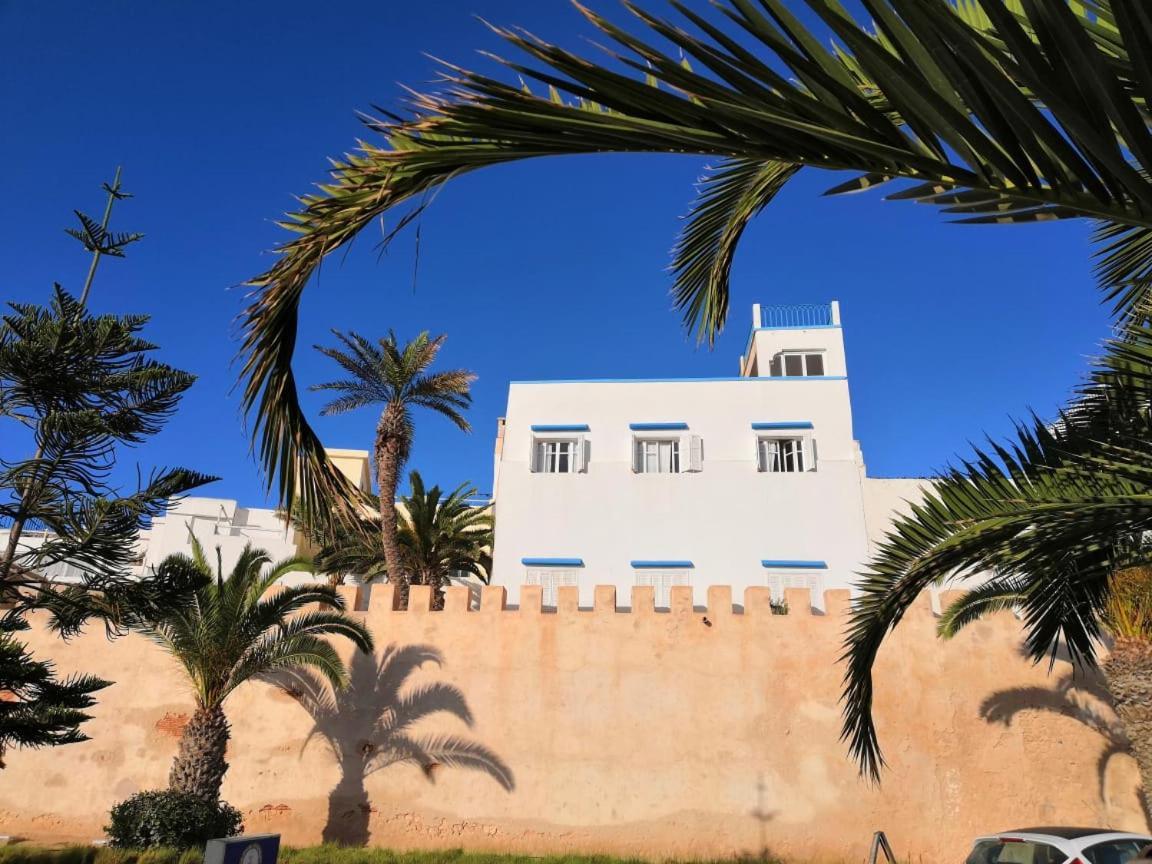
[1,1,1111,505]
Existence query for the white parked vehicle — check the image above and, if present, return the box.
[966,829,1152,864]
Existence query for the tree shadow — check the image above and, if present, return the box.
[980,669,1149,821]
[273,643,514,846]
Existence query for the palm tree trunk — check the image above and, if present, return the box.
[169,704,230,803]
[1102,636,1152,823]
[375,411,410,610]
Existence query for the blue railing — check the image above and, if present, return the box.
[760,303,833,328]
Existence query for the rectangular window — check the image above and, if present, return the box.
[771,351,825,377]
[765,571,823,606]
[525,567,580,608]
[758,437,806,472]
[639,438,679,473]
[635,568,690,609]
[532,438,585,473]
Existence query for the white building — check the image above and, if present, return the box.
[489,301,932,610]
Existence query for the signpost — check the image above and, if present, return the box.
[204,834,280,864]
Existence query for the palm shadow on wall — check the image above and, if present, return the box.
[274,644,514,846]
[980,667,1148,822]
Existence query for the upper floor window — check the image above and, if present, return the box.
[529,426,588,474]
[537,439,576,473]
[638,438,679,473]
[525,565,580,608]
[632,563,692,609]
[769,351,825,377]
[758,437,808,472]
[632,434,703,473]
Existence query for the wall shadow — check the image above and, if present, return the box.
[980,668,1148,821]
[273,643,514,846]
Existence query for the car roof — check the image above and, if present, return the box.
[1001,829,1141,841]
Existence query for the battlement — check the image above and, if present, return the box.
[336,583,959,620]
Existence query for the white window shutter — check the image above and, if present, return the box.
[529,437,538,473]
[573,436,586,473]
[804,435,817,471]
[633,438,642,473]
[687,435,703,472]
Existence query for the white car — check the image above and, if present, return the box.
[966,828,1152,864]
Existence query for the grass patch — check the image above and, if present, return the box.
[0,848,758,864]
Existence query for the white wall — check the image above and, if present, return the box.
[491,313,870,609]
[142,496,306,579]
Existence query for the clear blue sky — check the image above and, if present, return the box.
[1,1,1111,505]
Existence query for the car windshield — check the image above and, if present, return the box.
[967,840,1067,864]
[1083,840,1151,864]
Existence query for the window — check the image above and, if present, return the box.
[635,567,691,609]
[966,841,1066,864]
[758,437,807,472]
[765,570,823,606]
[1084,841,1151,864]
[769,351,825,377]
[525,566,580,608]
[640,438,679,473]
[532,438,585,473]
[633,435,703,473]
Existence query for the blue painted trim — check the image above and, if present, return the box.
[629,422,688,431]
[752,421,814,430]
[761,560,827,569]
[522,557,584,567]
[530,424,589,432]
[631,560,694,569]
[511,376,847,385]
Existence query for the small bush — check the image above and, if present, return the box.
[105,790,243,850]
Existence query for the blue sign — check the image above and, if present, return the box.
[204,834,280,864]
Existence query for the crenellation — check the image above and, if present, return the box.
[443,585,471,613]
[409,584,434,613]
[784,587,813,614]
[743,586,774,616]
[594,585,617,614]
[318,584,995,623]
[556,585,580,614]
[670,585,694,615]
[480,584,507,613]
[631,585,656,615]
[519,584,543,613]
[706,585,733,617]
[823,589,851,617]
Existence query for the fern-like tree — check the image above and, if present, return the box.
[139,540,374,803]
[301,471,492,605]
[0,171,213,765]
[310,332,474,604]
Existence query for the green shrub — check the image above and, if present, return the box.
[105,790,242,850]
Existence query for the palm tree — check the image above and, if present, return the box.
[278,644,513,845]
[240,1,1152,524]
[399,471,493,606]
[233,0,1152,785]
[310,331,474,605]
[838,317,1152,809]
[298,471,493,607]
[138,539,374,803]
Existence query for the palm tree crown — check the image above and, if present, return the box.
[312,329,473,436]
[399,471,493,590]
[141,538,374,801]
[310,330,475,601]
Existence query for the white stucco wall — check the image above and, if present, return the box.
[142,496,303,577]
[490,314,875,609]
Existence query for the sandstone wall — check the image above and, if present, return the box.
[2,583,1146,861]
